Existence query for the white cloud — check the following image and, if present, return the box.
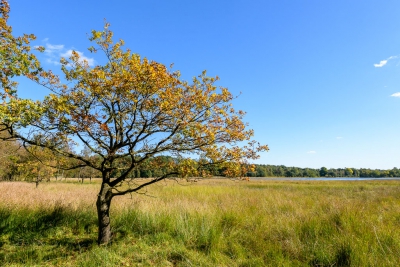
[40,39,95,67]
[336,136,343,140]
[46,58,61,65]
[374,55,398,68]
[374,59,388,68]
[307,151,316,154]
[61,50,95,67]
[391,92,400,97]
[46,44,64,52]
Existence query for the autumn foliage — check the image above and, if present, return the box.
[0,0,268,244]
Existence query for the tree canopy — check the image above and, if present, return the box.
[0,0,268,244]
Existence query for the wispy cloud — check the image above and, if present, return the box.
[40,39,95,67]
[336,136,343,140]
[307,151,316,154]
[61,50,95,66]
[374,59,388,68]
[391,92,400,97]
[45,44,64,53]
[42,43,65,65]
[374,55,398,68]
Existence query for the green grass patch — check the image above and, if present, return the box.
[0,180,400,266]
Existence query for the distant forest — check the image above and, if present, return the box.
[245,165,400,178]
[1,134,399,181]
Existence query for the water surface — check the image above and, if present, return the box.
[250,177,400,181]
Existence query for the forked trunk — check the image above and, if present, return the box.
[96,182,113,245]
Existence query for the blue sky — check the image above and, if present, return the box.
[7,0,400,169]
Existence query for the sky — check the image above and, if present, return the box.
[6,0,400,169]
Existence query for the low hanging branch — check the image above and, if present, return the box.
[0,0,268,245]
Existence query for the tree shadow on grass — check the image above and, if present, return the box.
[0,205,98,264]
[0,237,96,264]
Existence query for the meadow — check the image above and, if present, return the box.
[0,179,399,266]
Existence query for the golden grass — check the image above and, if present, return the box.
[1,179,400,266]
[2,179,400,215]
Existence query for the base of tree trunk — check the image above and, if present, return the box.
[96,183,113,245]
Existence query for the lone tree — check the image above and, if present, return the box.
[0,0,268,244]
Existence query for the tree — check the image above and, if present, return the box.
[255,165,267,177]
[0,131,23,180]
[0,1,268,244]
[17,145,56,187]
[344,168,353,177]
[319,167,328,177]
[304,168,318,178]
[389,167,400,177]
[79,146,99,183]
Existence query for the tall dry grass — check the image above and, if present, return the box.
[0,179,400,266]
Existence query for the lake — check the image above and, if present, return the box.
[250,177,400,181]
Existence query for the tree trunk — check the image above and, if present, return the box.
[78,168,82,183]
[56,164,60,181]
[96,182,113,245]
[36,173,40,188]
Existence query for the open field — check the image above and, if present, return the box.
[1,179,400,266]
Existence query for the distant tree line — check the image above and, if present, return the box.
[245,165,400,178]
[1,137,399,182]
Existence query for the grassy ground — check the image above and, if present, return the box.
[0,179,399,266]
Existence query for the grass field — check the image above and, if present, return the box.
[0,179,399,266]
